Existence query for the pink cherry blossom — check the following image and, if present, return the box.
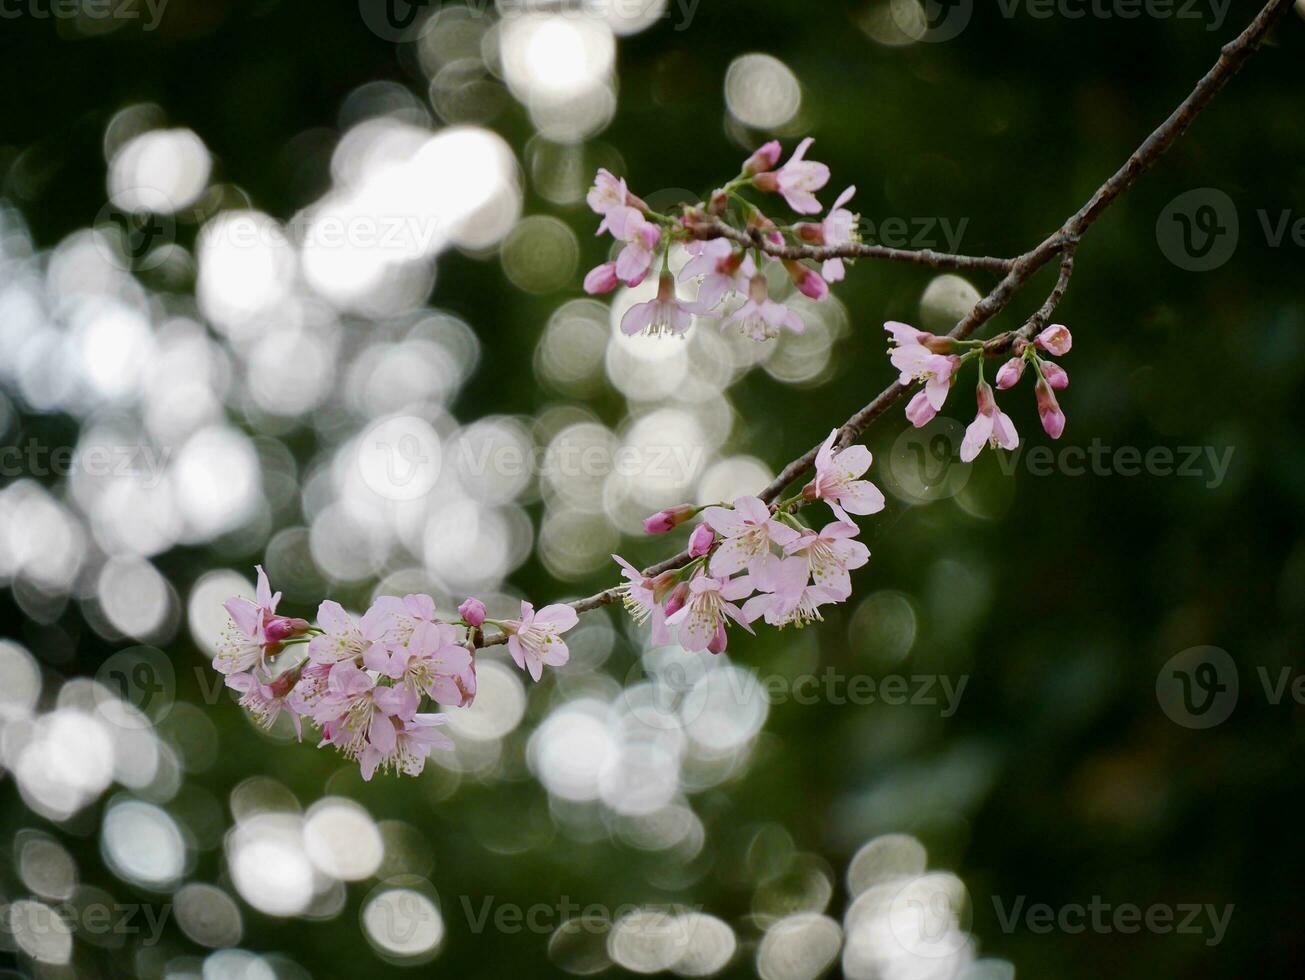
[214,615,265,676]
[1035,379,1066,439]
[503,601,578,682]
[752,138,830,214]
[621,273,696,338]
[227,668,303,736]
[613,556,674,646]
[995,357,1025,390]
[587,168,629,216]
[364,619,476,708]
[314,663,419,776]
[1036,324,1072,356]
[358,713,454,780]
[216,565,309,674]
[307,599,390,666]
[784,521,869,600]
[803,430,887,519]
[679,239,754,311]
[1041,361,1069,389]
[614,212,662,287]
[960,381,1019,462]
[741,555,842,629]
[664,572,754,653]
[588,169,647,238]
[796,185,858,281]
[726,274,805,341]
[701,495,801,577]
[886,322,961,425]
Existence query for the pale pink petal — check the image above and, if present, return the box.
[620,299,657,336]
[834,444,872,480]
[906,390,938,428]
[225,597,260,638]
[316,600,351,635]
[701,505,746,536]
[992,410,1020,450]
[708,536,756,577]
[960,413,993,463]
[533,604,578,632]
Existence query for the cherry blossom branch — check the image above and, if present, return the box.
[479,0,1293,648]
[687,216,1016,275]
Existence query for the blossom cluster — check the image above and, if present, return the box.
[614,429,883,652]
[214,569,577,779]
[583,139,854,340]
[885,319,1074,461]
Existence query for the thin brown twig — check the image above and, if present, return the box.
[687,217,1016,275]
[478,0,1294,649]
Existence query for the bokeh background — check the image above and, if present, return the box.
[2,1,1304,977]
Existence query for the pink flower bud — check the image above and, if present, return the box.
[664,582,690,619]
[783,260,829,301]
[688,524,716,558]
[995,357,1025,390]
[1040,361,1069,390]
[643,504,695,535]
[583,261,620,295]
[794,222,825,245]
[264,616,311,644]
[1035,380,1066,439]
[458,597,487,628]
[743,140,783,177]
[1035,324,1072,356]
